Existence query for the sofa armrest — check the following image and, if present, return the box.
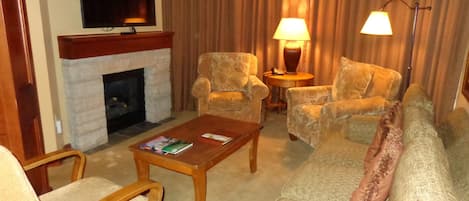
[191,77,211,98]
[247,75,269,100]
[321,96,390,120]
[100,180,164,201]
[286,85,332,107]
[23,149,85,182]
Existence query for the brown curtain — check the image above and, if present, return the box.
[162,0,283,111]
[163,0,469,122]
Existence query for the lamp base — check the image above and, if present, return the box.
[284,47,301,73]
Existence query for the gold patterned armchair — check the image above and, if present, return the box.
[0,145,163,201]
[287,57,402,147]
[191,52,269,124]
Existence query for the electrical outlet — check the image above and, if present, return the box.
[55,120,63,134]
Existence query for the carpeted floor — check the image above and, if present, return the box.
[47,111,313,201]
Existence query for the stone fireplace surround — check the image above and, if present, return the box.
[59,32,173,151]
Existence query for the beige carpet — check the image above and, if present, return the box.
[47,111,313,201]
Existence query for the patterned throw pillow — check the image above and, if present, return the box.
[351,126,404,201]
[363,102,402,173]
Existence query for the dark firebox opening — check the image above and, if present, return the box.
[103,69,145,133]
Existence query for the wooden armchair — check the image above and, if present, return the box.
[0,145,163,201]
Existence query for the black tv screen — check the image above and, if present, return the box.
[81,0,156,28]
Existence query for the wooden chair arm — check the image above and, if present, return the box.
[100,180,164,201]
[23,149,86,182]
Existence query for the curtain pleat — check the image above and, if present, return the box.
[163,0,469,122]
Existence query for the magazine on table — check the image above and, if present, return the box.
[140,136,193,154]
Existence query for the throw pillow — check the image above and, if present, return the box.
[351,126,404,201]
[332,57,374,101]
[363,102,402,173]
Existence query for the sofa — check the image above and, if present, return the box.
[276,84,469,201]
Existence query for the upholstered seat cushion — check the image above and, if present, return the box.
[277,136,368,201]
[208,91,249,111]
[390,136,457,201]
[287,104,322,146]
[39,177,146,201]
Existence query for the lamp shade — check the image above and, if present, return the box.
[360,11,393,35]
[273,18,311,41]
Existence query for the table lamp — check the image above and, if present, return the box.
[360,0,431,93]
[273,18,311,74]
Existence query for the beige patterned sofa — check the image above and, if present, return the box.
[276,84,468,201]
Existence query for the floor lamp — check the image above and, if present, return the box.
[360,0,431,93]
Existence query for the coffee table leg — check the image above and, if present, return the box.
[192,170,207,201]
[249,131,259,173]
[134,157,150,181]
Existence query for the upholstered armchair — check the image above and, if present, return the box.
[0,145,163,201]
[287,57,402,147]
[192,52,269,124]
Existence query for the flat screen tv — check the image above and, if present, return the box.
[81,0,156,28]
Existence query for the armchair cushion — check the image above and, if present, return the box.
[39,177,146,201]
[199,53,254,92]
[366,64,402,100]
[208,91,249,111]
[332,57,374,101]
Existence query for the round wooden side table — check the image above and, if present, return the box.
[263,72,314,112]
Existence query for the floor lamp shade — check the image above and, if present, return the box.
[360,11,393,35]
[360,1,431,97]
[274,18,310,73]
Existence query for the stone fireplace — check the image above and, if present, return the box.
[59,32,173,151]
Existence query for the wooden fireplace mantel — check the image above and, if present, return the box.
[58,31,174,59]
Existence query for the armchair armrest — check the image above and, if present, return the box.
[321,96,391,120]
[286,85,332,107]
[191,77,211,98]
[100,180,164,201]
[247,75,269,100]
[23,149,85,182]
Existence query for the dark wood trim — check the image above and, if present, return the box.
[1,0,50,194]
[462,52,469,101]
[58,31,174,59]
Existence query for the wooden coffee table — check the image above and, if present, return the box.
[129,115,261,201]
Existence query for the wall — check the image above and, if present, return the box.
[25,0,164,152]
[25,0,58,152]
